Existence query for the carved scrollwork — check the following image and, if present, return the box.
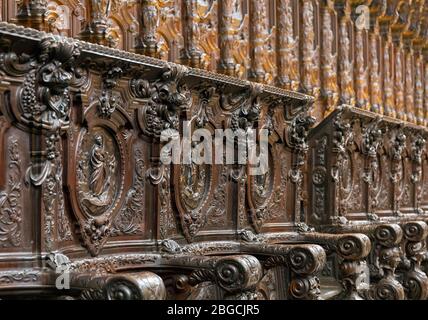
[261,244,325,300]
[75,272,166,300]
[400,221,428,300]
[368,224,405,300]
[188,255,262,299]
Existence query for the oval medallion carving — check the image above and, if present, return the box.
[179,163,209,212]
[77,128,121,216]
[173,162,212,241]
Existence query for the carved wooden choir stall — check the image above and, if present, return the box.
[0,0,426,300]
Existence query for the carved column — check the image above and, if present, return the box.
[353,13,369,111]
[401,221,428,300]
[424,57,428,126]
[336,2,354,106]
[79,0,121,47]
[181,0,218,69]
[276,0,299,91]
[218,0,248,78]
[393,40,406,120]
[16,0,48,30]
[411,133,426,214]
[321,2,339,116]
[249,0,275,84]
[425,58,428,126]
[132,63,190,241]
[137,0,159,57]
[415,51,425,125]
[301,0,320,97]
[361,117,383,219]
[369,32,383,114]
[383,38,395,118]
[405,48,416,123]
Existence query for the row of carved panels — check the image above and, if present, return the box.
[2,1,428,125]
[0,32,312,257]
[308,106,428,226]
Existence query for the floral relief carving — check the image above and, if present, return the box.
[0,137,22,247]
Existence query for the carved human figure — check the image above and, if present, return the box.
[89,135,110,197]
[91,0,120,23]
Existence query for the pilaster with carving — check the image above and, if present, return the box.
[287,112,316,224]
[0,36,80,252]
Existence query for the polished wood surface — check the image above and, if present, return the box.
[0,0,426,300]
